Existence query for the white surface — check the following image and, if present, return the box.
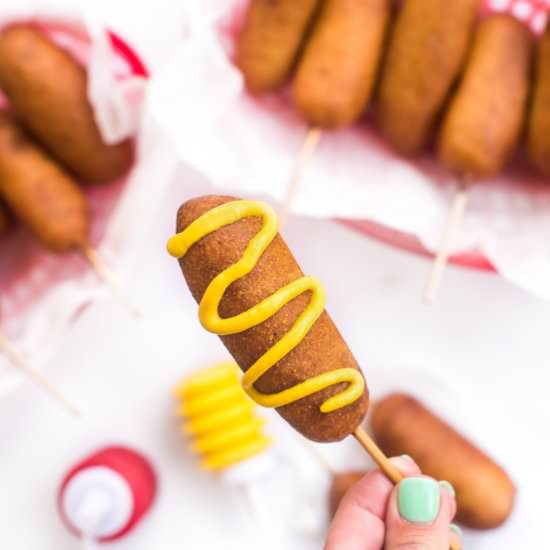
[1,170,549,550]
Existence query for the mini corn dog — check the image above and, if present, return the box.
[280,0,392,224]
[376,0,480,155]
[293,0,391,129]
[425,14,533,303]
[371,394,516,529]
[0,25,133,184]
[168,195,369,442]
[527,22,550,176]
[439,14,532,179]
[235,0,321,94]
[0,112,88,252]
[0,112,138,315]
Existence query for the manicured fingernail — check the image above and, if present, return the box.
[400,454,414,463]
[439,480,456,496]
[398,477,440,524]
[450,523,463,539]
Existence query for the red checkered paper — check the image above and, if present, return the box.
[483,0,550,33]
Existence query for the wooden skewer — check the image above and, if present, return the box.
[352,426,403,483]
[278,126,322,228]
[0,331,79,416]
[423,180,470,304]
[80,245,141,318]
[353,427,460,550]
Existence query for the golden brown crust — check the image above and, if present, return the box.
[438,15,533,179]
[371,393,516,529]
[0,25,133,184]
[527,23,550,176]
[0,112,88,252]
[376,0,480,155]
[175,195,369,442]
[235,0,321,94]
[329,470,367,517]
[293,0,391,128]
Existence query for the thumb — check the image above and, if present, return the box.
[384,476,459,550]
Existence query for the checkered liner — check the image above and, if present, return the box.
[483,0,550,33]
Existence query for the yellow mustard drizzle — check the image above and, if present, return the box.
[167,199,364,413]
[175,362,271,471]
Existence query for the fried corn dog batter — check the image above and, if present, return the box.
[168,196,369,442]
[235,0,321,93]
[0,25,133,184]
[527,22,550,177]
[377,0,480,154]
[371,394,516,529]
[0,113,88,252]
[439,14,532,179]
[293,0,391,128]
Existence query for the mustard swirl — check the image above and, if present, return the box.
[167,199,364,413]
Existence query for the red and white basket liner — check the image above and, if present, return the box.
[0,5,177,394]
[149,0,550,301]
[483,0,550,32]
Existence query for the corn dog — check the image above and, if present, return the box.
[293,0,391,129]
[0,112,88,252]
[376,0,480,154]
[439,15,532,179]
[167,195,369,442]
[371,394,515,529]
[423,15,532,303]
[0,25,133,184]
[527,22,550,177]
[235,0,321,94]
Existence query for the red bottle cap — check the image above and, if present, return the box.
[58,446,157,543]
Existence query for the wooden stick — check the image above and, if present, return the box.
[0,331,79,416]
[278,126,322,228]
[353,427,460,550]
[423,183,469,304]
[353,426,403,483]
[81,245,141,318]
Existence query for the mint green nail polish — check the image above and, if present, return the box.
[450,523,463,539]
[398,477,440,524]
[439,480,456,496]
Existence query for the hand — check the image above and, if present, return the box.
[325,456,462,550]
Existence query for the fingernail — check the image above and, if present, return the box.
[450,523,463,540]
[400,454,414,463]
[398,477,440,524]
[439,480,456,496]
